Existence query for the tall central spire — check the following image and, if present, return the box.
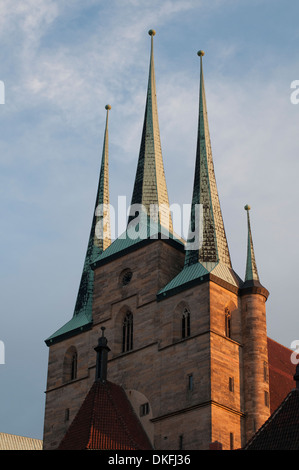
[185,50,231,268]
[129,29,173,234]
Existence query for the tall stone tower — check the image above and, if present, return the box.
[43,32,270,450]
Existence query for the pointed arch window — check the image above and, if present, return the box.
[182,308,191,339]
[122,311,133,353]
[63,346,78,383]
[225,308,231,338]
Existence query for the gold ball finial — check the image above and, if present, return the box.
[244,204,251,211]
[148,29,156,36]
[197,50,205,57]
[105,104,111,110]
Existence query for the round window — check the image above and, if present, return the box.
[120,269,133,286]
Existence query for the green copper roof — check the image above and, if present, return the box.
[46,106,112,345]
[92,214,184,268]
[45,312,92,345]
[129,30,173,235]
[244,205,259,282]
[157,261,242,300]
[184,51,231,268]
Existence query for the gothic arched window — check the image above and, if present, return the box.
[225,308,231,338]
[63,346,78,383]
[122,311,133,353]
[182,308,191,339]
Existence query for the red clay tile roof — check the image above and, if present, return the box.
[243,339,299,450]
[57,337,295,450]
[58,380,153,450]
[267,337,295,414]
[244,388,299,450]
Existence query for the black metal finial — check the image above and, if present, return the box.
[94,328,110,383]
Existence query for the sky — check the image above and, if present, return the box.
[1,0,299,441]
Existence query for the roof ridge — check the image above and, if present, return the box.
[268,336,292,351]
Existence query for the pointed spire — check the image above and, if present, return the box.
[129,29,173,234]
[244,205,259,282]
[73,105,111,318]
[95,104,111,252]
[185,51,231,268]
[240,205,269,298]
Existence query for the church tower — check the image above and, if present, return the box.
[240,205,270,441]
[43,32,270,450]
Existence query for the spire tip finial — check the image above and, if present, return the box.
[244,204,251,211]
[148,29,156,36]
[197,50,205,57]
[105,104,111,110]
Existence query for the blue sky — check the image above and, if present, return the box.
[1,0,299,440]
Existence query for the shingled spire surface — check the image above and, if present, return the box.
[158,52,242,299]
[45,106,111,345]
[185,51,231,268]
[244,205,259,283]
[129,30,173,234]
[72,104,111,316]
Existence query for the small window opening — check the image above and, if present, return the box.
[263,361,269,382]
[188,373,193,391]
[65,408,70,422]
[230,432,234,450]
[264,390,269,407]
[140,402,150,417]
[225,308,231,338]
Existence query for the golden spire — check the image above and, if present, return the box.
[94,104,111,252]
[129,29,173,234]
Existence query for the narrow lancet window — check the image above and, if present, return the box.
[63,346,78,383]
[122,312,133,352]
[71,351,77,380]
[225,308,231,338]
[182,308,191,339]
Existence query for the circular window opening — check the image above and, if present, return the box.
[120,269,133,286]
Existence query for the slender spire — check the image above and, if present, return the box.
[185,51,231,268]
[129,29,173,234]
[95,104,111,252]
[73,105,111,318]
[244,205,259,282]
